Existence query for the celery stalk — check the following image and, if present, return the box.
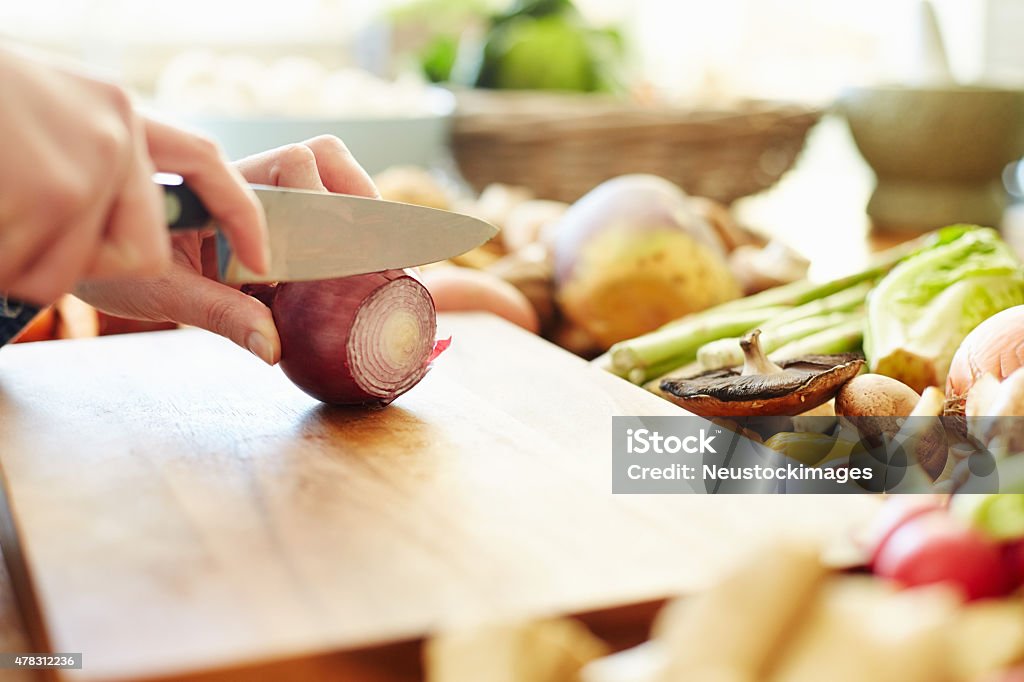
[769,318,864,360]
[627,355,702,385]
[605,230,938,380]
[710,235,933,315]
[609,306,787,377]
[697,311,861,370]
[759,282,871,331]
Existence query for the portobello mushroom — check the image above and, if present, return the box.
[660,329,864,417]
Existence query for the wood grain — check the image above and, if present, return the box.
[0,313,879,681]
[0,544,40,682]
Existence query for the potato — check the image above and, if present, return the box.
[421,266,540,333]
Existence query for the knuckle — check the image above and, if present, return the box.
[191,134,223,161]
[268,144,320,188]
[49,175,91,219]
[92,121,129,163]
[101,82,134,122]
[203,297,238,335]
[308,134,350,155]
[279,143,317,166]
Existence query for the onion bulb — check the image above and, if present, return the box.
[245,271,441,406]
[947,305,1024,407]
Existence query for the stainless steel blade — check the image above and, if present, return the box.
[219,186,498,283]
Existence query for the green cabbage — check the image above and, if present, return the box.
[864,226,1024,392]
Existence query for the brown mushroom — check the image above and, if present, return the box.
[660,329,865,417]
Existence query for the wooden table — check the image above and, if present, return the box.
[0,314,880,680]
[0,545,37,682]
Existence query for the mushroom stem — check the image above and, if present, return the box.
[739,329,785,376]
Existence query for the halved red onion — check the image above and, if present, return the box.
[254,270,440,406]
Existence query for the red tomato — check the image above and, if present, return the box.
[1004,540,1024,588]
[865,497,945,567]
[874,512,1012,601]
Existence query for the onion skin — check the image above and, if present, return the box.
[947,305,1024,407]
[269,271,437,407]
[240,283,278,308]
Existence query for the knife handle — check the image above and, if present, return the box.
[155,175,211,231]
[1,178,215,341]
[155,176,234,280]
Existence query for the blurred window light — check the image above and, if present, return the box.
[0,0,371,45]
[0,0,1013,102]
[574,0,995,101]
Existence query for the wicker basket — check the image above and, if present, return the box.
[451,90,822,204]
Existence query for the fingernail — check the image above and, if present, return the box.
[246,331,274,365]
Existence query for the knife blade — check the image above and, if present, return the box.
[158,175,498,284]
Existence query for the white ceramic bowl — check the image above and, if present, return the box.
[171,87,456,174]
[841,84,1024,232]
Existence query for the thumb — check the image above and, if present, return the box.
[77,264,280,364]
[155,277,280,365]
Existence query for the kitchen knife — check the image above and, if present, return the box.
[158,175,498,283]
[1,176,498,346]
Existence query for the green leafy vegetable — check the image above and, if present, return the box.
[864,226,1024,392]
[447,0,624,91]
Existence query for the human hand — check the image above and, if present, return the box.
[76,136,378,365]
[0,46,268,304]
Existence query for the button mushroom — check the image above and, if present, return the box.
[660,329,865,417]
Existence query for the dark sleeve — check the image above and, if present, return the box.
[0,295,41,347]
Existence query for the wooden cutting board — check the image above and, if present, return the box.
[0,314,878,681]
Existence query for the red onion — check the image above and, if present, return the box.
[247,271,440,406]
